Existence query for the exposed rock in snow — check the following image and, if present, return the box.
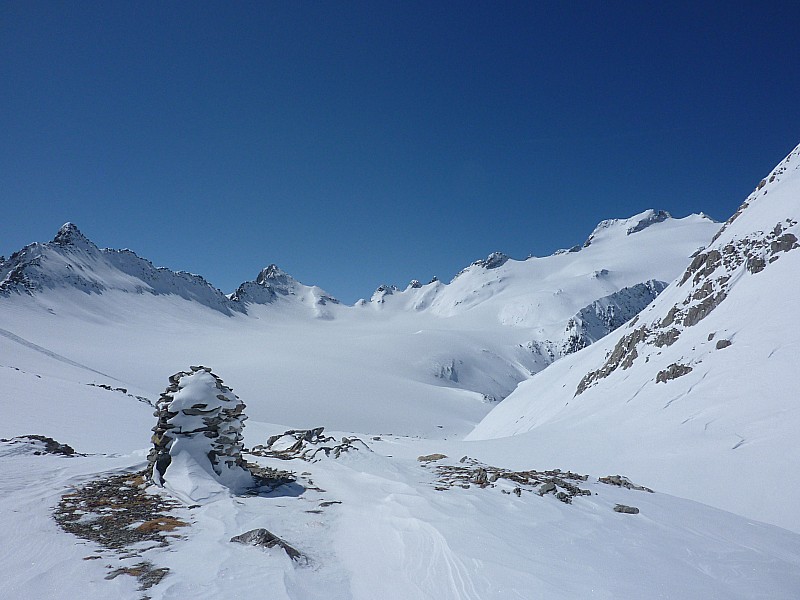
[370,284,397,304]
[599,475,654,493]
[230,528,308,563]
[576,216,799,396]
[469,141,800,533]
[230,264,339,311]
[471,251,509,270]
[0,434,78,457]
[582,209,682,248]
[251,426,370,462]
[52,222,97,249]
[0,223,240,314]
[626,209,672,235]
[559,280,667,356]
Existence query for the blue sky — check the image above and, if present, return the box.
[2,1,799,303]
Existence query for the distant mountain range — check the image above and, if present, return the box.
[0,208,717,430]
[3,143,800,599]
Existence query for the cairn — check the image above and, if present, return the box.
[147,366,251,489]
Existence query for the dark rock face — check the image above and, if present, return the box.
[626,210,671,235]
[561,280,667,356]
[473,252,509,270]
[52,222,96,248]
[0,223,241,314]
[576,326,649,395]
[613,504,640,514]
[230,264,339,307]
[716,339,732,350]
[656,363,693,383]
[230,528,307,563]
[575,217,799,396]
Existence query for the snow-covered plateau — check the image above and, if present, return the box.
[2,144,800,598]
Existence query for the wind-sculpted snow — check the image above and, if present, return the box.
[4,424,800,599]
[470,142,800,533]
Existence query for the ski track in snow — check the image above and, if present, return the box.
[0,326,117,380]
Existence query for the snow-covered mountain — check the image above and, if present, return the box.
[0,210,717,435]
[4,156,800,598]
[0,223,240,315]
[469,142,800,533]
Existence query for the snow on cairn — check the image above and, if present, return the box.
[147,366,253,499]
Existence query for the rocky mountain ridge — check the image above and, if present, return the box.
[468,141,800,533]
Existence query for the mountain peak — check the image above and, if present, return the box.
[255,264,292,285]
[51,222,96,250]
[472,251,509,270]
[583,209,674,248]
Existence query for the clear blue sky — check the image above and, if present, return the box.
[2,1,799,303]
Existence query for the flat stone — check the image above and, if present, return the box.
[230,528,307,563]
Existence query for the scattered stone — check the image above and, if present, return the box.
[471,467,489,487]
[716,339,732,350]
[87,383,152,406]
[0,434,78,456]
[599,475,654,493]
[538,482,556,496]
[425,457,590,504]
[105,562,169,590]
[54,469,188,591]
[417,453,447,462]
[613,504,640,514]
[230,528,308,564]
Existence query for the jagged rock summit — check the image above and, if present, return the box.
[51,222,96,249]
[0,222,238,313]
[231,263,338,308]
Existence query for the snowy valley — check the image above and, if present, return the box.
[2,145,800,599]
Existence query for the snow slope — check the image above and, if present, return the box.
[3,169,800,597]
[3,403,800,600]
[469,142,800,533]
[0,211,717,437]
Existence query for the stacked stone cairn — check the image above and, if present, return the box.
[147,366,252,488]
